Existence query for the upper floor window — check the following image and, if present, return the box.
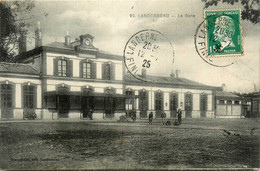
[83,62,91,78]
[23,85,35,108]
[219,100,225,104]
[227,100,232,105]
[234,100,240,105]
[58,59,67,76]
[104,63,111,80]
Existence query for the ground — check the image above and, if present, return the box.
[0,118,259,169]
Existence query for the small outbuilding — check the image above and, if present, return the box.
[215,91,243,118]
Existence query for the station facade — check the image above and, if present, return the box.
[1,28,243,120]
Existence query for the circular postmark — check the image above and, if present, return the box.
[194,10,243,67]
[124,29,174,81]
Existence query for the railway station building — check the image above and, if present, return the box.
[1,27,244,120]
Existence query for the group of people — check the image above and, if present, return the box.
[148,108,182,125]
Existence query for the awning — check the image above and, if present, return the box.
[44,91,127,98]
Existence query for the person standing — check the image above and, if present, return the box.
[177,108,182,124]
[89,108,93,120]
[148,112,153,125]
[161,112,164,124]
[161,112,166,125]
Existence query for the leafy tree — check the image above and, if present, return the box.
[0,0,47,62]
[202,0,260,24]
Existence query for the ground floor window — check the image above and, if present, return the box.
[1,84,14,118]
[23,85,35,109]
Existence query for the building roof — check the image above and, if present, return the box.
[124,73,221,90]
[0,62,39,75]
[45,41,71,50]
[44,42,123,60]
[216,91,241,99]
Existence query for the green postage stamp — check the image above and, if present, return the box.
[204,9,243,57]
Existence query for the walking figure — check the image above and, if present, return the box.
[177,108,182,124]
[148,112,153,125]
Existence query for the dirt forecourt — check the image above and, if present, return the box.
[0,118,259,170]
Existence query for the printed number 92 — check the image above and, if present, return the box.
[142,59,151,68]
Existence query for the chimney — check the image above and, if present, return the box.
[175,69,179,78]
[35,21,42,48]
[222,83,227,92]
[141,68,146,79]
[65,31,70,46]
[18,33,26,55]
[170,69,175,77]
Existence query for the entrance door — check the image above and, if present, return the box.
[155,92,163,118]
[1,84,13,118]
[105,97,114,118]
[126,90,135,117]
[185,93,192,118]
[58,95,70,118]
[81,96,94,119]
[170,93,178,118]
[200,94,207,117]
[139,91,148,118]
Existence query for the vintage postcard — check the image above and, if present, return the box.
[0,0,259,170]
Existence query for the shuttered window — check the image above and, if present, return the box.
[58,59,67,76]
[102,62,115,80]
[80,60,96,79]
[54,57,72,77]
[83,62,91,78]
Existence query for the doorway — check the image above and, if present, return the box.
[58,95,70,118]
[104,97,114,118]
[200,94,207,117]
[170,93,178,118]
[185,93,192,118]
[81,96,94,119]
[139,91,148,118]
[155,91,163,118]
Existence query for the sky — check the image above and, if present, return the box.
[25,0,259,93]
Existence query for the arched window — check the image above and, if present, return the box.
[83,62,91,78]
[139,90,148,118]
[23,85,35,108]
[1,84,13,108]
